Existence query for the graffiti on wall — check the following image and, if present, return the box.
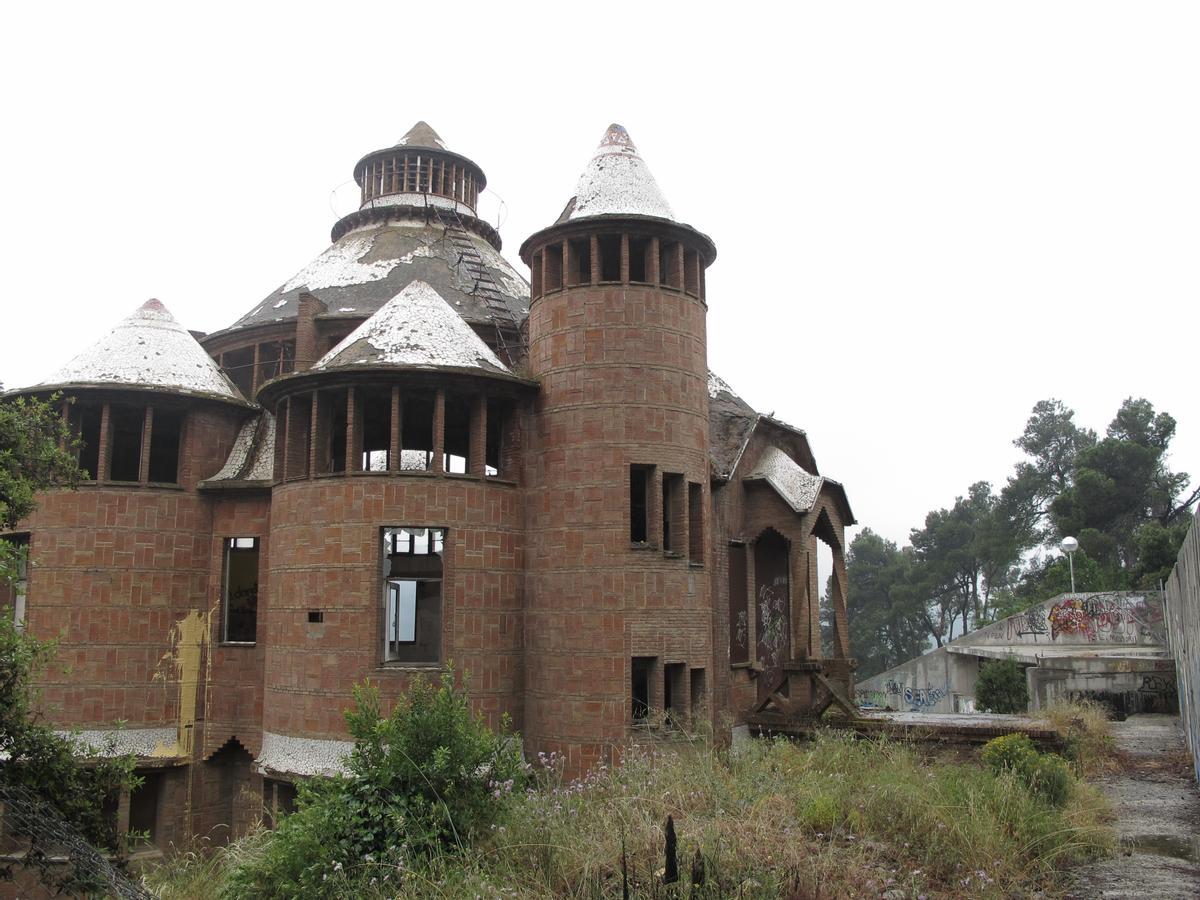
[904,685,948,710]
[757,580,788,668]
[1041,593,1164,644]
[856,678,950,712]
[1138,674,1177,697]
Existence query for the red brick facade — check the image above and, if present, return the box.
[2,124,854,851]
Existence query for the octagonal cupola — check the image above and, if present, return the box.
[520,124,715,303]
[351,120,487,220]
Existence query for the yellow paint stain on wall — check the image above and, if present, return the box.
[151,608,212,758]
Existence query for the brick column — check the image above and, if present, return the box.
[590,235,601,284]
[97,402,112,483]
[648,237,660,285]
[345,388,359,473]
[138,406,154,484]
[307,392,319,478]
[388,387,401,472]
[432,389,445,474]
[470,394,487,477]
[619,233,630,283]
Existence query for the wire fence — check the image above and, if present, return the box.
[0,782,156,899]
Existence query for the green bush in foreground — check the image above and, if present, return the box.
[221,670,524,899]
[976,656,1029,713]
[981,732,1073,806]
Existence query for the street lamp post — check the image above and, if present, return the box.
[1061,536,1079,594]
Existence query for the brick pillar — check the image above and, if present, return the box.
[138,406,154,484]
[590,235,601,284]
[619,233,630,283]
[648,237,660,284]
[388,387,401,472]
[307,392,319,478]
[431,389,445,474]
[470,394,487,477]
[251,343,261,393]
[97,402,112,482]
[345,388,359,473]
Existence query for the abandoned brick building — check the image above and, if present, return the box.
[1,122,855,848]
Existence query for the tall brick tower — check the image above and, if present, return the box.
[520,125,718,773]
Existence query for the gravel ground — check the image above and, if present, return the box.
[1065,714,1200,899]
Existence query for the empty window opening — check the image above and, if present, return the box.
[109,405,145,482]
[221,346,255,398]
[690,668,706,721]
[629,236,650,282]
[286,395,312,479]
[148,408,183,483]
[664,663,686,723]
[443,395,472,474]
[128,771,161,848]
[567,238,592,286]
[258,341,295,384]
[70,404,102,481]
[662,473,684,555]
[400,395,434,471]
[817,528,838,657]
[630,465,652,544]
[543,243,563,292]
[264,778,297,829]
[307,609,323,624]
[2,534,29,631]
[687,482,704,564]
[728,543,749,665]
[222,537,259,643]
[530,251,543,297]
[631,656,655,722]
[359,389,392,472]
[315,390,347,474]
[660,241,682,289]
[684,249,700,295]
[598,234,622,282]
[383,527,444,664]
[485,399,510,477]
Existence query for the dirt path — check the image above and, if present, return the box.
[1066,714,1200,899]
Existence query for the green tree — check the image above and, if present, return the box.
[846,530,929,678]
[975,658,1029,714]
[0,390,137,893]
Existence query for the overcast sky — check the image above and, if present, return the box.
[2,1,1196,551]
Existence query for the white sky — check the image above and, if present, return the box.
[2,1,1196,550]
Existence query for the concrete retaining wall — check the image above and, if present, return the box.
[1164,519,1200,783]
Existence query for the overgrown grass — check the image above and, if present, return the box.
[1040,699,1118,776]
[146,729,1113,899]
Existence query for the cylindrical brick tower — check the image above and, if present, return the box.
[520,125,718,775]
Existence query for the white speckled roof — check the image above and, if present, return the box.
[745,445,824,514]
[568,124,675,221]
[313,280,511,374]
[257,731,352,777]
[39,299,244,402]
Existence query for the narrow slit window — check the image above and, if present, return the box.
[631,656,655,722]
[400,395,434,471]
[630,465,652,544]
[360,389,392,472]
[687,482,704,564]
[485,399,510,478]
[71,404,102,481]
[662,473,684,555]
[544,243,563,292]
[222,537,259,643]
[664,663,686,723]
[629,236,650,282]
[567,238,591,286]
[443,395,471,474]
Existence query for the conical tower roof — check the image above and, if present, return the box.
[313,280,510,374]
[394,120,448,151]
[568,124,675,221]
[38,300,244,402]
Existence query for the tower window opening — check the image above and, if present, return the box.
[598,234,622,282]
[258,341,295,384]
[485,398,511,477]
[530,251,543,297]
[443,395,472,474]
[221,536,259,644]
[359,388,392,472]
[664,663,686,723]
[660,241,682,289]
[684,249,700,295]
[401,394,434,471]
[405,155,418,192]
[628,236,650,283]
[317,390,347,474]
[567,238,591,286]
[108,405,144,482]
[286,393,312,479]
[148,408,183,483]
[543,243,563,292]
[70,403,102,481]
[630,464,653,544]
[631,656,655,722]
[222,346,255,398]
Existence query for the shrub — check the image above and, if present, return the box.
[976,657,1029,713]
[1042,699,1116,775]
[981,733,1073,807]
[222,669,524,899]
